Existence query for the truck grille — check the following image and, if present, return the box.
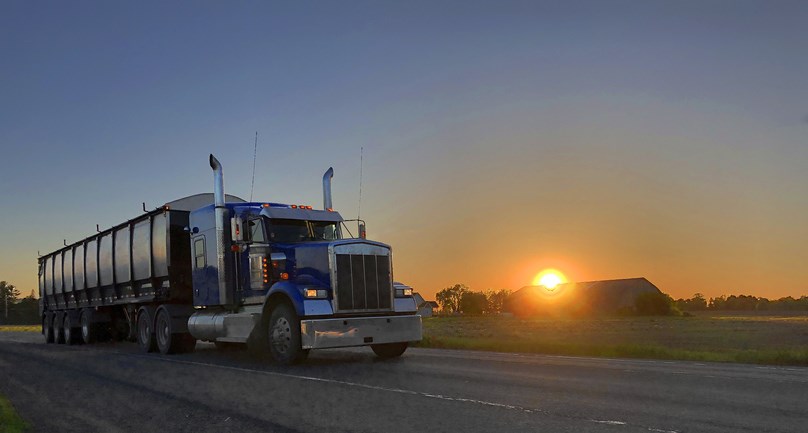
[335,254,392,312]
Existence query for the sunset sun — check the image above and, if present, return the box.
[532,269,567,290]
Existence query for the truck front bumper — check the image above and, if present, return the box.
[300,315,422,350]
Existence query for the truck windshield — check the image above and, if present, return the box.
[266,219,342,243]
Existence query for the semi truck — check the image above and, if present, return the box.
[38,155,422,364]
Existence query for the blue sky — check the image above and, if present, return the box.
[1,1,807,299]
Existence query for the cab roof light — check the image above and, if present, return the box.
[291,205,297,209]
[262,203,270,208]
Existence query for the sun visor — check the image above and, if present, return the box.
[260,207,344,222]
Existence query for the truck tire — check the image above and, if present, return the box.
[267,303,309,365]
[54,313,65,344]
[155,309,196,355]
[80,309,97,344]
[371,342,408,359]
[137,308,157,353]
[44,314,54,344]
[63,314,80,345]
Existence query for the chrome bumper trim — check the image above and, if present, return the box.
[300,315,422,350]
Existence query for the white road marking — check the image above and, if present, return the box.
[132,353,687,431]
[136,354,541,414]
[590,420,627,425]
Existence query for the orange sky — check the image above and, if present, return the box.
[1,3,807,303]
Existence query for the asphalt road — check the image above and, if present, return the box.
[0,331,806,433]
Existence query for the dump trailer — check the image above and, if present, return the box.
[38,155,422,364]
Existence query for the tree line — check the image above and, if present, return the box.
[0,281,39,325]
[674,293,808,311]
[435,284,510,315]
[434,285,808,316]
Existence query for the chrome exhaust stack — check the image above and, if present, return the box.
[323,167,334,210]
[209,154,233,306]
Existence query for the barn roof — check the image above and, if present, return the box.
[507,277,662,315]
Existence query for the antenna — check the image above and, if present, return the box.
[250,131,258,202]
[358,146,363,219]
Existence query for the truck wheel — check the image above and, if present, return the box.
[371,342,408,359]
[267,304,309,365]
[44,315,54,344]
[155,309,196,355]
[137,309,157,353]
[81,309,97,344]
[54,313,65,344]
[64,314,79,345]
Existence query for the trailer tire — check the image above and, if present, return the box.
[44,314,54,344]
[267,303,309,365]
[63,314,80,345]
[137,308,157,353]
[371,342,408,359]
[54,313,65,344]
[155,309,195,355]
[80,309,97,344]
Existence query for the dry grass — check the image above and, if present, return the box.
[0,325,40,333]
[416,313,808,365]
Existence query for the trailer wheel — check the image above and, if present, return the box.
[63,314,80,345]
[371,342,409,359]
[267,303,309,365]
[54,313,65,344]
[44,314,54,344]
[80,309,97,344]
[136,309,157,353]
[155,309,196,355]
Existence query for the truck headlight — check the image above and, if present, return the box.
[304,288,328,299]
[395,288,413,297]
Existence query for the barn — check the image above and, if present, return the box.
[413,292,437,317]
[505,277,663,316]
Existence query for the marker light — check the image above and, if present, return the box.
[304,288,328,299]
[280,272,289,280]
[395,288,413,297]
[262,203,269,208]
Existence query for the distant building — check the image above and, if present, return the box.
[505,277,663,316]
[413,293,437,317]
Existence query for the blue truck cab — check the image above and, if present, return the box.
[184,156,422,363]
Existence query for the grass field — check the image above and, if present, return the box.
[416,313,808,366]
[0,394,29,433]
[0,326,39,333]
